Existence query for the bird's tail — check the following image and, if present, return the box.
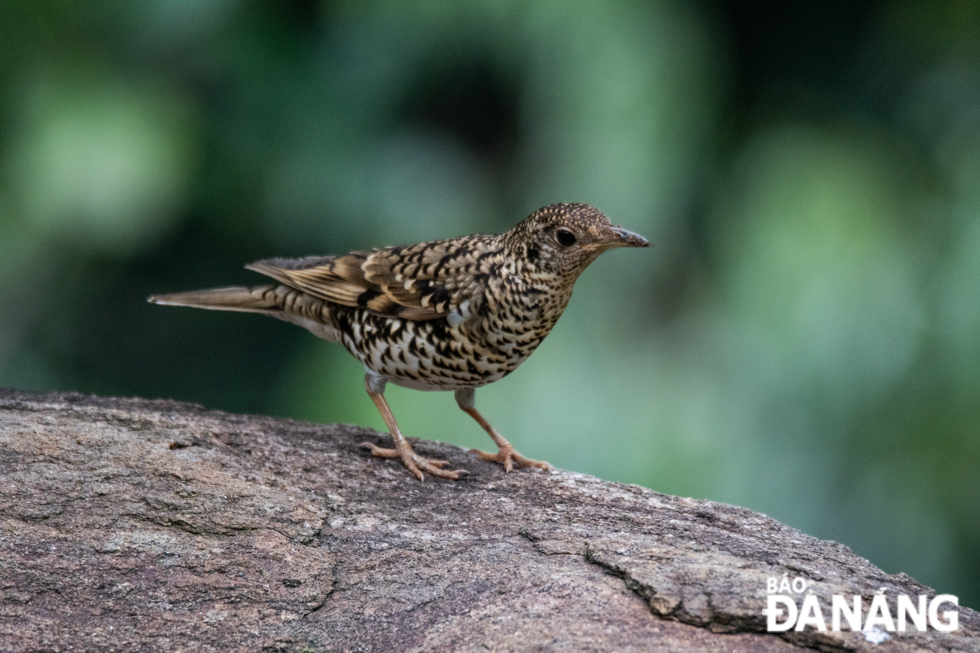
[149,284,343,343]
[147,285,280,315]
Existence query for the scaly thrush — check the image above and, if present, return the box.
[149,203,649,480]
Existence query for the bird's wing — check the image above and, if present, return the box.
[246,237,493,321]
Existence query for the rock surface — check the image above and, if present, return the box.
[0,389,976,652]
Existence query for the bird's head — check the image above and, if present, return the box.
[503,203,649,279]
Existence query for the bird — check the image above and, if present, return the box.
[149,203,649,481]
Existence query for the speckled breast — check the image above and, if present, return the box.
[332,307,542,392]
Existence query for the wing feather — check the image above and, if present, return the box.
[245,235,498,321]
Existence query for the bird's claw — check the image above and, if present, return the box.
[470,445,551,473]
[361,442,468,481]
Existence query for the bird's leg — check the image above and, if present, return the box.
[455,389,551,473]
[360,372,467,481]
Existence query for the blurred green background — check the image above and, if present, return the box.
[1,1,977,608]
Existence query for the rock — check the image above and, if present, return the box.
[0,389,976,652]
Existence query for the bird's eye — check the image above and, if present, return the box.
[556,228,577,247]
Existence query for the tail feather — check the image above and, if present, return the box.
[147,286,280,315]
[149,283,343,343]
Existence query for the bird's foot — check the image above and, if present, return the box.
[470,444,551,473]
[360,441,468,481]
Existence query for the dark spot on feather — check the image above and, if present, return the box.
[336,310,353,331]
[430,256,449,278]
[428,286,450,307]
[429,319,450,342]
[357,289,381,307]
[429,357,454,371]
[526,246,539,261]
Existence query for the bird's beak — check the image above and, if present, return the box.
[587,226,651,251]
